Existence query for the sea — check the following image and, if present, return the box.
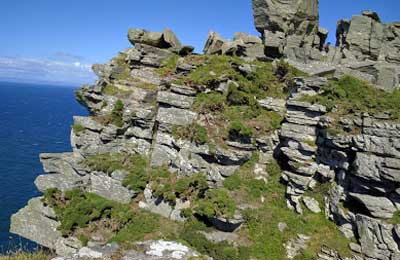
[0,81,88,253]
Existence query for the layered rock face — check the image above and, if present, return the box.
[8,3,400,260]
[252,0,321,60]
[252,1,400,91]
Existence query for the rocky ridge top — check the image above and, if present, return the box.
[8,1,400,260]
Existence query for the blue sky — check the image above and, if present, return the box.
[1,0,399,85]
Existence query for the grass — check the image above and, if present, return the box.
[192,92,226,114]
[113,53,131,80]
[43,189,133,236]
[157,55,179,76]
[227,120,253,142]
[387,211,400,224]
[72,124,85,133]
[150,171,208,204]
[172,123,209,145]
[82,153,149,192]
[93,100,125,127]
[103,84,133,97]
[195,188,237,219]
[0,251,52,260]
[177,55,304,100]
[44,155,351,260]
[43,188,182,248]
[223,153,268,203]
[300,75,400,120]
[240,160,351,260]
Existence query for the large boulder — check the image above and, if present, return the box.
[252,0,320,59]
[337,11,400,66]
[128,28,193,55]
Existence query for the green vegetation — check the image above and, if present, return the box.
[111,100,124,127]
[82,153,149,192]
[196,189,236,219]
[103,84,133,97]
[192,92,226,114]
[43,188,181,246]
[93,100,125,127]
[227,120,253,142]
[151,171,208,204]
[72,124,85,133]
[43,189,133,236]
[181,225,249,260]
[0,251,53,260]
[113,54,131,80]
[223,153,267,202]
[157,55,179,76]
[301,75,400,120]
[387,210,400,224]
[172,123,209,145]
[179,55,304,99]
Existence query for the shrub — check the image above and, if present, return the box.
[226,84,250,106]
[180,228,247,260]
[192,92,225,113]
[111,100,124,127]
[274,59,290,80]
[43,189,133,236]
[172,123,209,145]
[227,120,253,141]
[223,174,241,190]
[196,189,236,218]
[301,75,400,120]
[82,153,149,192]
[151,171,208,204]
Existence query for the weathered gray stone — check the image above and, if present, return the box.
[203,31,227,55]
[10,198,62,251]
[88,173,136,204]
[303,196,321,213]
[157,107,197,126]
[157,91,195,109]
[350,193,396,219]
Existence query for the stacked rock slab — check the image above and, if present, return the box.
[251,1,400,91]
[203,31,265,61]
[252,0,323,60]
[279,77,328,213]
[10,28,271,255]
[320,116,400,260]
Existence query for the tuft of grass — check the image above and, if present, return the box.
[227,120,253,142]
[0,251,53,260]
[111,100,125,127]
[387,211,400,224]
[300,75,400,120]
[72,124,85,133]
[82,153,149,192]
[195,188,237,219]
[192,92,226,114]
[157,55,179,76]
[172,123,209,145]
[180,225,249,260]
[103,84,133,97]
[43,189,133,236]
[151,171,208,204]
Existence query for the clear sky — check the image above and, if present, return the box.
[0,0,399,85]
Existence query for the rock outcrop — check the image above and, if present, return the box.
[8,2,400,260]
[252,0,322,60]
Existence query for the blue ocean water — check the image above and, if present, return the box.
[0,82,88,253]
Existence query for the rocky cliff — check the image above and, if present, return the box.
[9,1,400,260]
